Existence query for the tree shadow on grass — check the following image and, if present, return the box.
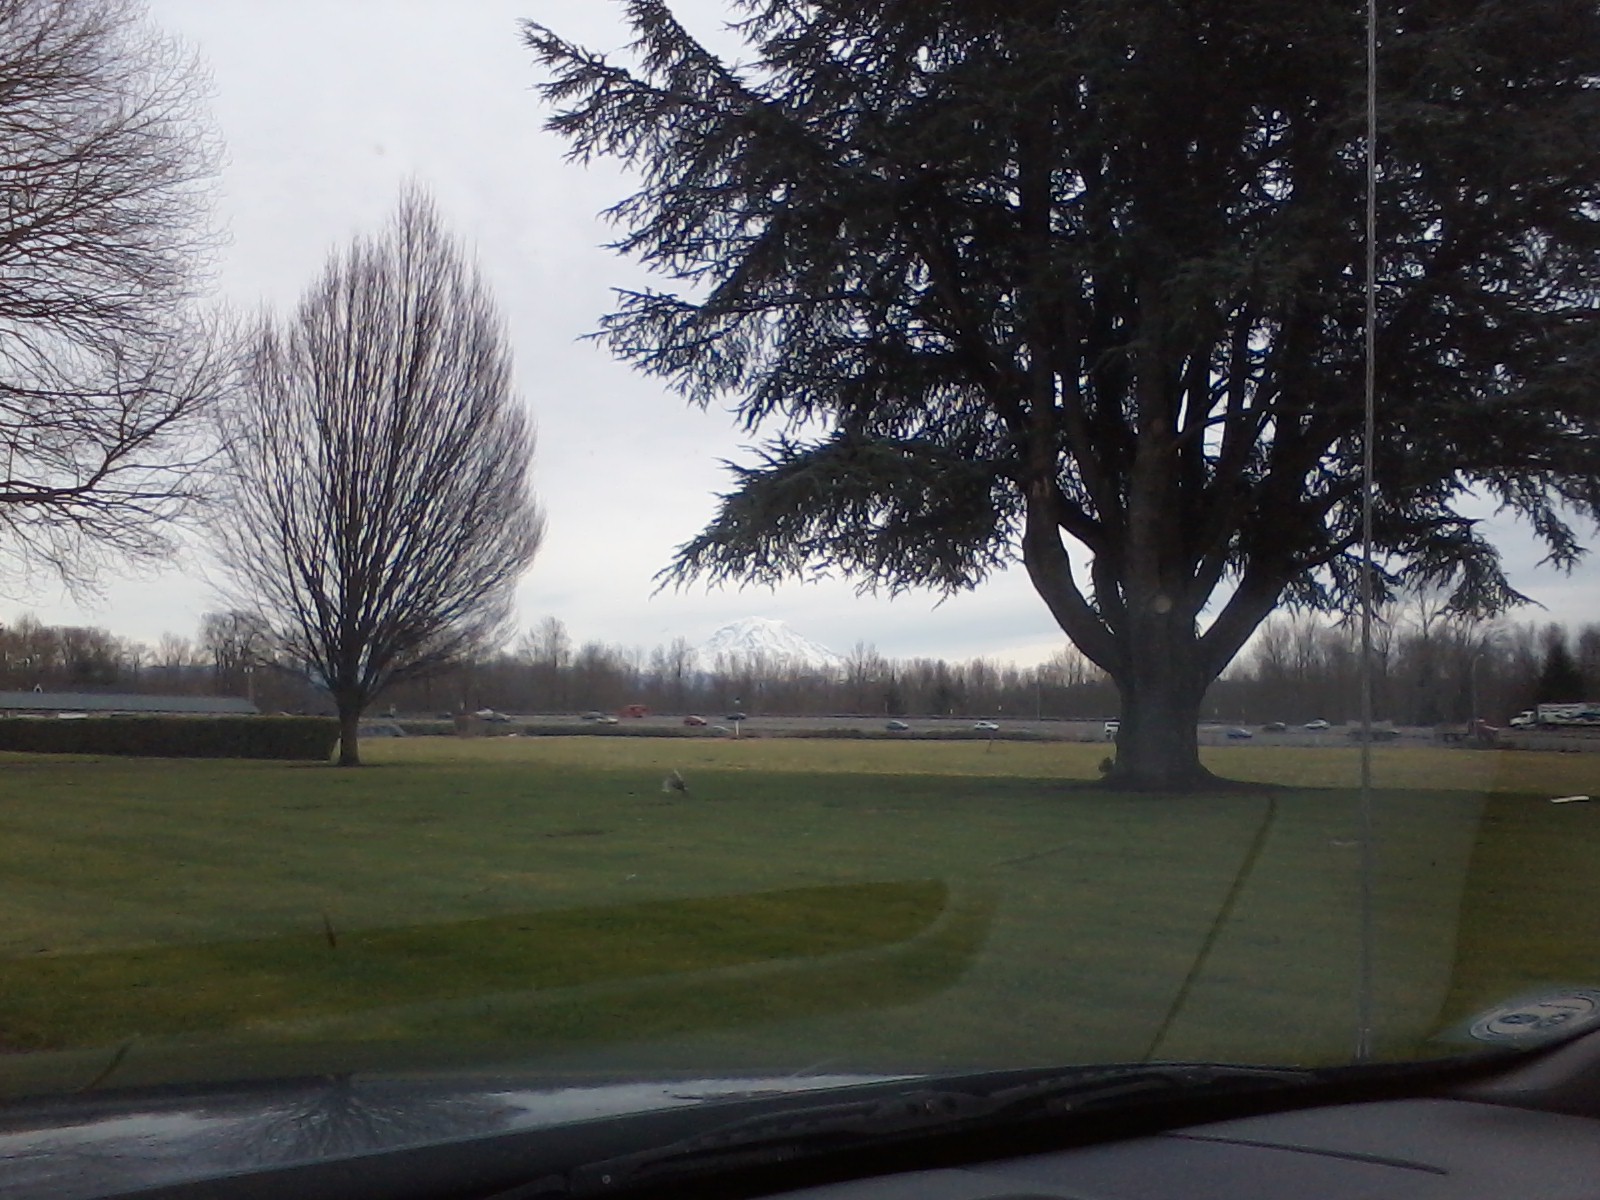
[1060,775,1282,796]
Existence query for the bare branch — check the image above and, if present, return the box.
[0,0,225,595]
[211,186,545,765]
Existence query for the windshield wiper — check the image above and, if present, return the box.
[507,1063,1316,1197]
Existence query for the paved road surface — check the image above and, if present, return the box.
[460,712,1600,751]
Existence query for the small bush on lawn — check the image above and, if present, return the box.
[0,716,339,761]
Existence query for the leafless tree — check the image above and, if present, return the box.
[515,614,571,711]
[154,631,196,677]
[212,187,544,765]
[0,0,228,592]
[518,616,571,672]
[199,608,270,696]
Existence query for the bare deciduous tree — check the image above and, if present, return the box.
[213,187,545,765]
[199,608,270,697]
[0,0,228,591]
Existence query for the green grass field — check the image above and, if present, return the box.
[1,737,1597,1097]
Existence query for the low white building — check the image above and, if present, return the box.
[0,691,258,717]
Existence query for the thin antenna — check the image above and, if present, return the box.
[1355,0,1380,1064]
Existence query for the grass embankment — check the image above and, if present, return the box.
[0,738,1596,1094]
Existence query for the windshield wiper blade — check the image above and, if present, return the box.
[537,1064,1316,1196]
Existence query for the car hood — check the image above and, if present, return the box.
[0,1070,911,1200]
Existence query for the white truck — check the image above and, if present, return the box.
[1508,703,1600,728]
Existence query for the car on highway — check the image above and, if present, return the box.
[1346,726,1402,742]
[1304,718,1331,731]
[683,714,708,726]
[885,719,911,731]
[972,720,999,732]
[1103,719,1119,739]
[1262,721,1288,732]
[1225,726,1254,739]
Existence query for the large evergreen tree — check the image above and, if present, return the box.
[527,0,1600,788]
[1536,626,1586,705]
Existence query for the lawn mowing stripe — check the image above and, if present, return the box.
[0,882,953,1052]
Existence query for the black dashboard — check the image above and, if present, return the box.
[762,1098,1600,1199]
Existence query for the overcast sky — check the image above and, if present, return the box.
[9,1,1596,666]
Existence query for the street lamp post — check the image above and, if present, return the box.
[1469,651,1480,725]
[1466,630,1503,733]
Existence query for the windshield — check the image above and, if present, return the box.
[1,0,1598,1187]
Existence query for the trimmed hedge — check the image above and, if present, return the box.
[0,715,339,761]
[782,726,1058,742]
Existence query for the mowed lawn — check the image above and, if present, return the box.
[1,736,1598,1095]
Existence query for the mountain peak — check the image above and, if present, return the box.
[698,617,843,672]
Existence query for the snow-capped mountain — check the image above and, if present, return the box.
[698,617,844,673]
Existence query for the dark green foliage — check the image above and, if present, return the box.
[1535,628,1587,703]
[527,1,1600,787]
[0,716,338,761]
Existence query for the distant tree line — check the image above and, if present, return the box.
[373,617,1122,722]
[0,612,1116,720]
[0,612,308,710]
[9,599,1596,729]
[1220,608,1600,729]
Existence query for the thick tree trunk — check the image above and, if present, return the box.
[1021,496,1269,792]
[1108,607,1216,790]
[1111,675,1213,790]
[336,701,362,767]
